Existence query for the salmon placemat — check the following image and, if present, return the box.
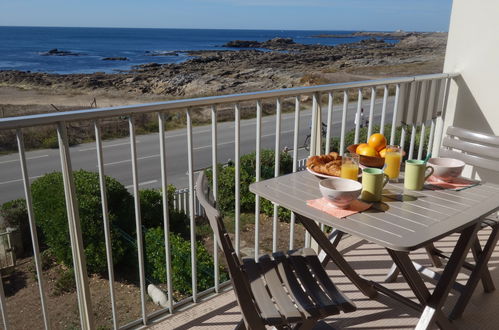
[425,175,480,191]
[307,198,372,218]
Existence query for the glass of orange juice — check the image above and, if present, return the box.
[340,153,360,181]
[384,145,402,180]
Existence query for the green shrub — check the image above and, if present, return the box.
[0,198,32,253]
[31,170,134,274]
[144,227,228,295]
[53,268,76,296]
[139,187,189,239]
[206,149,293,219]
[330,124,431,158]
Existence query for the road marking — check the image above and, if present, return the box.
[193,141,233,151]
[104,153,160,166]
[78,141,141,152]
[0,175,42,185]
[261,129,295,138]
[0,154,49,165]
[125,180,158,189]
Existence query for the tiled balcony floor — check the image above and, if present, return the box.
[151,228,499,330]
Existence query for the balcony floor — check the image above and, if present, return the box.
[151,228,499,330]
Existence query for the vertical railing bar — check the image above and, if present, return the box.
[400,126,407,153]
[234,103,241,257]
[272,98,282,253]
[158,113,174,313]
[408,124,417,160]
[434,78,452,157]
[16,129,50,330]
[428,119,436,156]
[128,117,147,324]
[186,108,198,302]
[56,122,94,329]
[390,84,401,145]
[325,92,333,153]
[367,87,376,138]
[210,105,220,293]
[417,123,426,160]
[94,121,119,328]
[339,90,349,156]
[380,85,388,135]
[254,100,262,260]
[0,275,8,330]
[309,94,318,156]
[354,88,362,144]
[289,96,301,250]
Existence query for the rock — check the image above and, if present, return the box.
[146,51,179,57]
[102,57,129,61]
[147,284,169,308]
[41,48,81,56]
[224,40,262,48]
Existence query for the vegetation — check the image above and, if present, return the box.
[31,170,134,274]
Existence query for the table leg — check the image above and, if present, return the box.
[389,223,479,330]
[450,225,499,320]
[296,214,377,299]
[318,229,344,267]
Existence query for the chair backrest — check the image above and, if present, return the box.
[440,126,499,172]
[195,172,265,329]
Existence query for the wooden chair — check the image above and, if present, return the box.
[436,126,499,319]
[195,172,356,330]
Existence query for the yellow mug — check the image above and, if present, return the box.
[404,160,434,190]
[361,168,389,202]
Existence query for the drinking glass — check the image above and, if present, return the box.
[384,145,402,180]
[340,153,360,181]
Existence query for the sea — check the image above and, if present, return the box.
[0,26,396,74]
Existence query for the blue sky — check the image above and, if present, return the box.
[1,0,453,31]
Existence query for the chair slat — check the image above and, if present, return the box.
[439,149,499,172]
[272,252,321,318]
[442,137,499,160]
[299,248,356,313]
[244,258,304,323]
[242,258,283,325]
[447,126,499,146]
[286,252,340,315]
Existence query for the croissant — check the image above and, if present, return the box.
[306,152,342,177]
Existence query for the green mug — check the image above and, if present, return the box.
[361,168,389,202]
[404,160,434,190]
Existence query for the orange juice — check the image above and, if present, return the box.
[384,151,402,179]
[341,163,359,180]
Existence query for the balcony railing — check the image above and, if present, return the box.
[0,72,458,329]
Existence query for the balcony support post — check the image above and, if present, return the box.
[57,122,94,330]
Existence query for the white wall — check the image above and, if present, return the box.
[441,0,499,181]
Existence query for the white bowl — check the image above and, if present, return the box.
[319,178,362,209]
[427,157,465,182]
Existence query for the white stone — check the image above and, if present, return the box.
[147,284,169,308]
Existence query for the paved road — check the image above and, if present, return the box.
[0,98,394,204]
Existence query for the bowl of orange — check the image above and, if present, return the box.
[347,133,387,168]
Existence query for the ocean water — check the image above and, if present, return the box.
[0,26,394,74]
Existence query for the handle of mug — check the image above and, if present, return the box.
[382,173,390,187]
[425,166,434,181]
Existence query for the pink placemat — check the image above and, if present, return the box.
[425,175,480,191]
[306,198,372,218]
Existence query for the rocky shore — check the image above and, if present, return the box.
[0,32,447,101]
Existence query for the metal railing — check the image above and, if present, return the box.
[0,72,458,329]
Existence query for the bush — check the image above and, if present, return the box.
[144,227,228,295]
[139,187,189,239]
[206,149,293,219]
[0,198,32,254]
[53,268,76,296]
[31,170,134,274]
[330,124,431,159]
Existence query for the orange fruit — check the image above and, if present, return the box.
[357,145,377,157]
[355,143,370,154]
[379,148,387,158]
[368,133,387,152]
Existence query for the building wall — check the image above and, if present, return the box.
[440,0,499,181]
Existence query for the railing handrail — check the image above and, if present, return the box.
[0,72,459,130]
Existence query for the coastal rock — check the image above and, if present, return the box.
[41,48,81,56]
[102,57,129,61]
[146,51,179,56]
[224,40,261,48]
